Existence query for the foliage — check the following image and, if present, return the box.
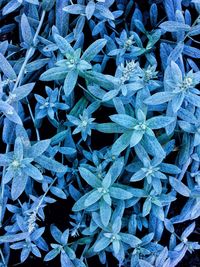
[0,0,200,266]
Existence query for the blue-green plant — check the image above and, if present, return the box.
[0,0,200,266]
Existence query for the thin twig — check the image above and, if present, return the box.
[13,11,46,91]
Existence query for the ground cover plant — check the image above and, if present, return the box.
[0,0,200,266]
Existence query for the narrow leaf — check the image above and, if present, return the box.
[82,39,107,62]
[169,176,191,197]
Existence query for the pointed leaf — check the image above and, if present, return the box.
[119,233,141,247]
[11,175,28,200]
[144,92,174,105]
[50,224,62,243]
[0,53,16,80]
[21,14,33,45]
[11,83,35,101]
[147,116,175,129]
[35,155,67,173]
[94,237,111,252]
[109,186,133,199]
[28,139,50,158]
[40,67,68,81]
[64,69,78,96]
[186,92,200,108]
[23,164,43,181]
[110,114,136,129]
[0,233,28,243]
[78,167,101,188]
[82,39,107,62]
[159,21,191,32]
[169,176,191,197]
[84,190,102,207]
[63,4,85,15]
[44,249,60,261]
[130,130,143,147]
[100,199,111,227]
[111,132,132,155]
[54,34,74,55]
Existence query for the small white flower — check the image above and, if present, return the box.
[82,120,88,127]
[11,159,21,168]
[124,36,134,50]
[27,212,37,233]
[6,108,14,115]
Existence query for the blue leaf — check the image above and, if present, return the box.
[111,132,132,155]
[82,39,107,62]
[159,21,191,32]
[64,69,78,97]
[21,14,33,46]
[0,53,16,80]
[79,167,101,188]
[183,45,200,58]
[63,4,85,15]
[169,176,191,197]
[85,1,95,20]
[144,92,174,105]
[54,34,74,55]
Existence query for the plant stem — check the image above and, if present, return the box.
[27,99,40,140]
[0,248,6,266]
[184,14,200,42]
[178,157,192,181]
[0,11,46,228]
[188,35,200,44]
[0,144,10,228]
[27,176,57,234]
[13,10,46,91]
[36,176,57,213]
[78,83,101,101]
